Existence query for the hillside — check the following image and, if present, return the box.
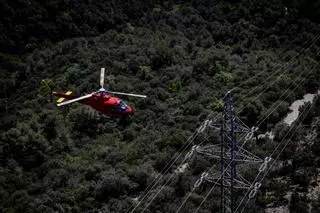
[1,1,320,212]
[259,97,320,213]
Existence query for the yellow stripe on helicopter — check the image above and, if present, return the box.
[57,91,72,103]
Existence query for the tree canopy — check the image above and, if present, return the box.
[1,0,320,212]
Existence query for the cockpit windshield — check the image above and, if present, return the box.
[118,101,127,112]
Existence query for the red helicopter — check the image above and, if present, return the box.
[53,68,147,117]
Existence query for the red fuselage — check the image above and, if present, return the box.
[55,92,133,117]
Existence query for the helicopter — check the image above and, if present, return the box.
[53,68,147,117]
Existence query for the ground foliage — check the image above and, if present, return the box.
[256,96,320,212]
[1,0,320,212]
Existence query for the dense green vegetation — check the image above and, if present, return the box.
[1,0,320,212]
[256,96,320,212]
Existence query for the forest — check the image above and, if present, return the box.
[1,0,320,212]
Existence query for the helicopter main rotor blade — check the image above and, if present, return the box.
[108,91,147,98]
[57,93,94,106]
[100,68,105,88]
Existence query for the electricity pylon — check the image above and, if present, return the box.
[193,91,263,213]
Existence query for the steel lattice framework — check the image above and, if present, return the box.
[194,91,263,213]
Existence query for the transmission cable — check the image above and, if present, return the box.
[127,112,215,213]
[235,95,318,213]
[233,32,320,102]
[131,18,320,213]
[145,42,320,213]
[139,116,219,213]
[192,60,319,212]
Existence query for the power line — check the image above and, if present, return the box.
[205,54,320,212]
[131,21,320,213]
[233,32,320,102]
[235,95,318,213]
[127,112,217,213]
[179,52,320,212]
[235,64,320,211]
[139,115,220,212]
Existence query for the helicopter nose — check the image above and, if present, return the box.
[126,107,134,115]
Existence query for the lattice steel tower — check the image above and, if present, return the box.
[193,91,263,213]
